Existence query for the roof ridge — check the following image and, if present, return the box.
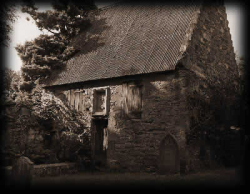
[178,3,202,62]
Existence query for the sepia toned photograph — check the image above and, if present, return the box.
[0,0,247,190]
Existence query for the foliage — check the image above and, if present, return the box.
[2,68,16,91]
[15,34,76,84]
[16,0,97,92]
[2,0,97,166]
[21,0,96,41]
[1,67,21,105]
[235,55,249,135]
[2,1,98,166]
[0,2,18,46]
[236,54,245,79]
[185,65,243,168]
[29,85,91,164]
[2,80,91,165]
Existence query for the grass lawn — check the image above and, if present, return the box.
[29,168,244,189]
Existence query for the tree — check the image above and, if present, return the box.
[2,67,16,91]
[15,34,76,91]
[0,2,18,46]
[0,67,22,106]
[236,55,249,130]
[236,54,245,79]
[21,0,96,42]
[2,1,97,168]
[15,0,97,92]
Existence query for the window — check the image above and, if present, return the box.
[95,90,106,113]
[123,81,142,119]
[92,87,110,116]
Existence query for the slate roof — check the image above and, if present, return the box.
[47,1,200,86]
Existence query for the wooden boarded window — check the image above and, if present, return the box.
[123,81,142,119]
[64,89,85,112]
[93,88,110,116]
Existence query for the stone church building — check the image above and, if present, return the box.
[44,1,239,174]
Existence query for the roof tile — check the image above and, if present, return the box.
[48,1,200,86]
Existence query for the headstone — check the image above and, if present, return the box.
[11,156,34,188]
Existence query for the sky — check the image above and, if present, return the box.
[3,2,245,72]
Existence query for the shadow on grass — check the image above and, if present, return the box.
[28,168,244,190]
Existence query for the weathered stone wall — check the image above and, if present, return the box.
[183,3,239,98]
[3,162,77,179]
[179,3,241,170]
[107,73,189,173]
[51,70,190,173]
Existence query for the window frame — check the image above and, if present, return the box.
[92,87,110,117]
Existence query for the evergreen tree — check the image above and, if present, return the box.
[15,0,97,91]
[0,2,18,46]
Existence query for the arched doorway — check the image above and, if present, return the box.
[158,133,180,174]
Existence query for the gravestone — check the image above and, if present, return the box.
[158,134,179,174]
[11,156,34,188]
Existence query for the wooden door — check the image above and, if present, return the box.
[158,134,179,174]
[94,119,108,167]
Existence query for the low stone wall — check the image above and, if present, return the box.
[33,162,77,177]
[3,162,77,178]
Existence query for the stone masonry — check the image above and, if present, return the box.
[44,2,240,174]
[2,2,240,175]
[50,69,189,173]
